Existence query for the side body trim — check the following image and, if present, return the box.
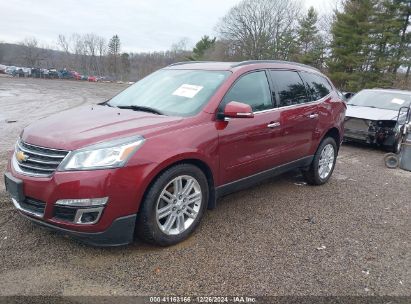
[215,156,314,198]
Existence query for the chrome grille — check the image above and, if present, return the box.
[15,140,69,176]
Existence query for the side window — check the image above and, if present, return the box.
[269,70,309,107]
[222,71,272,112]
[300,72,332,101]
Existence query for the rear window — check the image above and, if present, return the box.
[269,70,309,107]
[300,72,332,101]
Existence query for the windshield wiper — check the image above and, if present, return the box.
[117,105,164,115]
[98,100,114,107]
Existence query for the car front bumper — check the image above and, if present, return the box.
[18,209,136,247]
[5,154,156,246]
[344,118,398,147]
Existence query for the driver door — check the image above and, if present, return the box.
[217,71,284,185]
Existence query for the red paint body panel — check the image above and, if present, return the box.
[6,61,346,238]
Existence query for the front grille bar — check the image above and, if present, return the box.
[17,141,67,159]
[18,163,56,172]
[14,140,70,177]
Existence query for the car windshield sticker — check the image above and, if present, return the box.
[391,98,405,105]
[172,84,203,98]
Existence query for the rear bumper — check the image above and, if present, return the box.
[19,209,136,247]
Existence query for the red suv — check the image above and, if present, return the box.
[4,61,346,246]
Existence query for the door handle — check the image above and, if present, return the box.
[267,122,281,128]
[308,113,319,119]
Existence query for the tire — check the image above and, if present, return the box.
[384,153,399,169]
[135,164,209,246]
[302,137,338,185]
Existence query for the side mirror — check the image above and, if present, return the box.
[223,101,254,119]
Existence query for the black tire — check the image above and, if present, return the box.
[302,137,338,185]
[384,153,399,169]
[135,164,209,246]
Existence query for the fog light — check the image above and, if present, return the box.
[74,207,104,225]
[55,197,108,207]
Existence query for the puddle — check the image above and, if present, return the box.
[0,91,15,97]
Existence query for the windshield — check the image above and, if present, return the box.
[348,90,411,111]
[108,69,231,116]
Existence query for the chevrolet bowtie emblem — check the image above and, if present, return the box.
[16,151,29,163]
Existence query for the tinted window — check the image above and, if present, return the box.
[270,70,309,107]
[300,72,332,101]
[222,71,272,112]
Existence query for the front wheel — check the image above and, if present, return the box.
[302,137,338,185]
[135,164,208,246]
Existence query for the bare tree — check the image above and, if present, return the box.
[217,0,301,60]
[57,34,70,54]
[20,37,45,67]
[171,37,191,53]
[96,36,107,75]
[83,33,99,74]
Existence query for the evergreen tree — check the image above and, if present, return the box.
[328,0,378,90]
[191,36,216,60]
[329,0,410,90]
[296,7,325,68]
[108,35,121,78]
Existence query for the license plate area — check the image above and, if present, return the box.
[4,173,25,202]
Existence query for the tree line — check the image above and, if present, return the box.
[0,0,409,91]
[209,0,410,91]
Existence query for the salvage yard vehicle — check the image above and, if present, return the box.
[4,61,346,247]
[344,89,411,152]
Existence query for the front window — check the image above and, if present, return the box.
[108,69,231,116]
[221,71,272,112]
[348,90,411,111]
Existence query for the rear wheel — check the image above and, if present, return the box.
[302,137,338,185]
[136,164,208,246]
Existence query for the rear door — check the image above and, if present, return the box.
[269,70,319,163]
[299,71,334,148]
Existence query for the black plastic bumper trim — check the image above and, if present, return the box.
[20,212,137,247]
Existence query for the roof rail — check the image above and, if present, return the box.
[168,61,214,67]
[231,60,321,72]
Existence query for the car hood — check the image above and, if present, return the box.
[346,105,398,121]
[22,105,183,150]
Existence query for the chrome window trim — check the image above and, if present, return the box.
[253,94,330,115]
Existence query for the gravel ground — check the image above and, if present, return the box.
[0,77,410,297]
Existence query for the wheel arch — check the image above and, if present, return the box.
[322,127,341,149]
[139,158,217,213]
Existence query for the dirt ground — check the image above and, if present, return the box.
[0,77,410,297]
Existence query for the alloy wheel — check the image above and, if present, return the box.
[318,144,335,179]
[155,175,202,235]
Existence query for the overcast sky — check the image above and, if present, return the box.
[0,0,335,53]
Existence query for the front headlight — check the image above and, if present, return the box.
[59,135,145,171]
